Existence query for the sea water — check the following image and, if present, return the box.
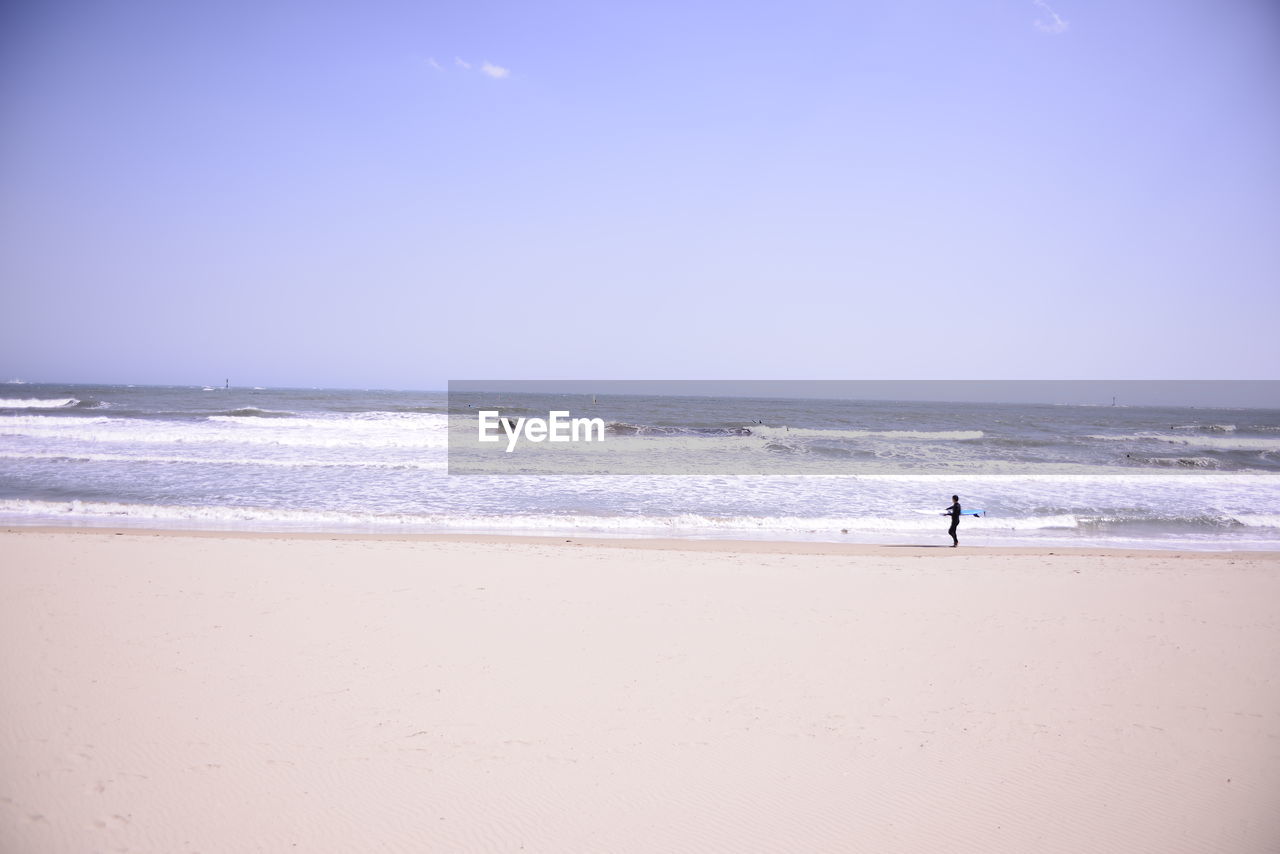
[2,383,1278,550]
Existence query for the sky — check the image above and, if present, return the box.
[2,0,1278,389]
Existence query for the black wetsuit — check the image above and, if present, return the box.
[946,501,961,546]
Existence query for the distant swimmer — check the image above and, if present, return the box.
[944,495,961,547]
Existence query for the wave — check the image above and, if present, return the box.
[603,422,985,441]
[0,451,445,470]
[0,414,113,427]
[1171,424,1236,432]
[746,425,984,441]
[208,408,298,418]
[0,397,80,409]
[332,405,450,415]
[1126,456,1220,469]
[21,500,1266,536]
[386,405,450,414]
[1,497,1277,546]
[1144,434,1280,452]
[0,397,110,411]
[5,497,1276,535]
[0,498,1078,533]
[0,412,448,449]
[1091,433,1280,452]
[605,421,749,437]
[1232,514,1280,528]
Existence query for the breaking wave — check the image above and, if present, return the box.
[210,408,298,418]
[0,413,448,449]
[1091,433,1280,452]
[1127,456,1220,469]
[5,499,1275,539]
[0,451,445,470]
[1171,424,1236,432]
[747,426,984,441]
[603,422,984,441]
[0,498,1077,534]
[0,397,80,409]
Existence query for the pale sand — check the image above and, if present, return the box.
[1,530,1277,853]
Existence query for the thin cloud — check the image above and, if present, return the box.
[1033,0,1069,34]
[427,57,442,71]
[480,61,510,79]
[455,57,471,69]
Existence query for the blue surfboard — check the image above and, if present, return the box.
[943,509,986,517]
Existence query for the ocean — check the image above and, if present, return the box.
[2,383,1279,550]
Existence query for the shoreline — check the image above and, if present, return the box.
[4,524,1277,559]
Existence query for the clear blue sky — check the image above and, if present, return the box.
[2,0,1277,389]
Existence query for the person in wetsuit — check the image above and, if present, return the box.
[945,495,961,547]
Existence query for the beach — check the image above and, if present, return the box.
[2,529,1277,853]
[7,0,1279,849]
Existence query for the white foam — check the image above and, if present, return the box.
[208,408,296,418]
[0,397,79,409]
[0,451,445,471]
[1142,434,1280,452]
[748,425,984,441]
[0,498,420,528]
[0,498,1078,535]
[0,412,448,450]
[1090,432,1280,452]
[1230,514,1280,529]
[0,415,112,427]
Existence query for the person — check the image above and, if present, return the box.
[944,495,961,547]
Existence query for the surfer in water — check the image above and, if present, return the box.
[944,495,961,547]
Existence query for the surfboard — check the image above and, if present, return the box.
[942,509,986,517]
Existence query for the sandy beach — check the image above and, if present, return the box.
[1,529,1277,853]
